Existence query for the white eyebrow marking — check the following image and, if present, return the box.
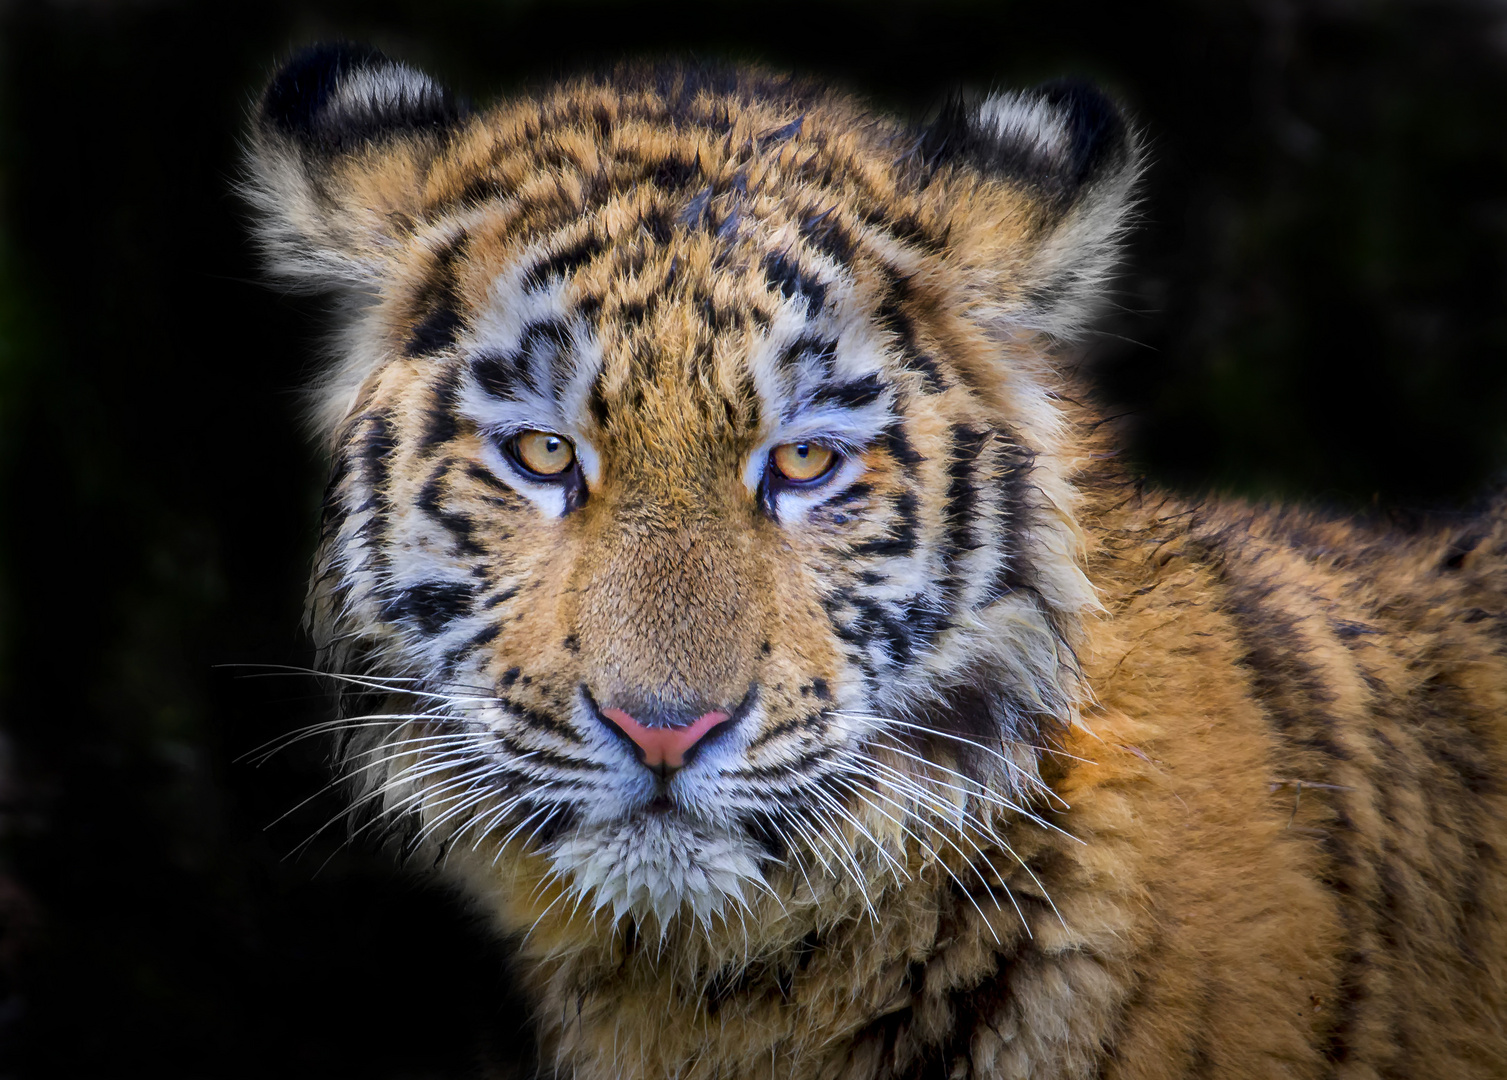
[456,257,606,514]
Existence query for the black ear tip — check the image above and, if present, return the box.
[262,42,391,137]
[918,77,1131,201]
[1035,78,1129,187]
[259,41,463,152]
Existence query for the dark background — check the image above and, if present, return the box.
[2,0,1507,1075]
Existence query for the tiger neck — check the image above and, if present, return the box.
[501,784,1117,1080]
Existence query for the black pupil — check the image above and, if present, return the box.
[545,436,560,455]
[795,444,811,459]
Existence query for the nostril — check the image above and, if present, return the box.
[598,706,732,772]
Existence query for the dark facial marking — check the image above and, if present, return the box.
[879,421,924,469]
[944,426,990,554]
[523,232,605,290]
[382,580,476,636]
[418,458,484,556]
[443,622,501,670]
[977,433,1035,608]
[763,251,826,317]
[471,319,571,402]
[874,271,946,391]
[355,412,397,574]
[405,236,471,358]
[419,366,463,450]
[799,205,858,266]
[809,372,886,410]
[777,335,838,375]
[851,490,919,558]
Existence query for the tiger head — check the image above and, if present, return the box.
[245,45,1138,948]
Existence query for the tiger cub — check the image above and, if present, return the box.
[244,44,1507,1079]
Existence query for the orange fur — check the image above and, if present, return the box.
[245,49,1507,1078]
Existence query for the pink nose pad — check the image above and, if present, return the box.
[599,707,731,771]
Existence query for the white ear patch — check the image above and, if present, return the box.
[328,63,450,128]
[938,83,1142,342]
[976,92,1073,173]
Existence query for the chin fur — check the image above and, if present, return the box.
[549,814,767,934]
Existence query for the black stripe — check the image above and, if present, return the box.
[381,580,475,636]
[443,622,501,669]
[404,236,470,358]
[472,351,535,400]
[491,730,601,771]
[763,251,826,316]
[462,460,522,501]
[1215,567,1348,764]
[523,232,604,290]
[944,426,989,553]
[853,595,913,666]
[694,287,769,332]
[809,373,885,410]
[503,699,586,746]
[419,366,462,450]
[745,711,825,754]
[800,206,858,267]
[852,491,919,558]
[879,421,924,468]
[483,586,519,610]
[725,745,838,783]
[977,435,1036,608]
[470,319,570,401]
[1200,537,1366,1061]
[897,595,951,649]
[640,206,673,244]
[417,458,484,556]
[357,412,397,509]
[875,271,946,391]
[649,154,700,191]
[407,306,463,358]
[829,482,873,506]
[777,335,838,374]
[354,412,397,578]
[822,587,914,668]
[858,205,946,253]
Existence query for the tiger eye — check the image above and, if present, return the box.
[771,441,837,483]
[513,431,575,476]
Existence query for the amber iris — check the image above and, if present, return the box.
[771,441,836,483]
[513,431,575,476]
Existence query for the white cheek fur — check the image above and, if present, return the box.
[760,452,871,526]
[475,437,571,517]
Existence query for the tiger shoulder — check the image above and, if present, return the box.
[243,43,1507,1079]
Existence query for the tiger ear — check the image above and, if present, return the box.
[922,80,1141,342]
[243,43,466,293]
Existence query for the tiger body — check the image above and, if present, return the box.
[245,46,1507,1078]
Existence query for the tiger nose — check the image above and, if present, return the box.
[596,705,734,774]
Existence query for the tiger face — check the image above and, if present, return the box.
[246,46,1137,937]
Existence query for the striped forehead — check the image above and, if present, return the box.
[432,215,900,474]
